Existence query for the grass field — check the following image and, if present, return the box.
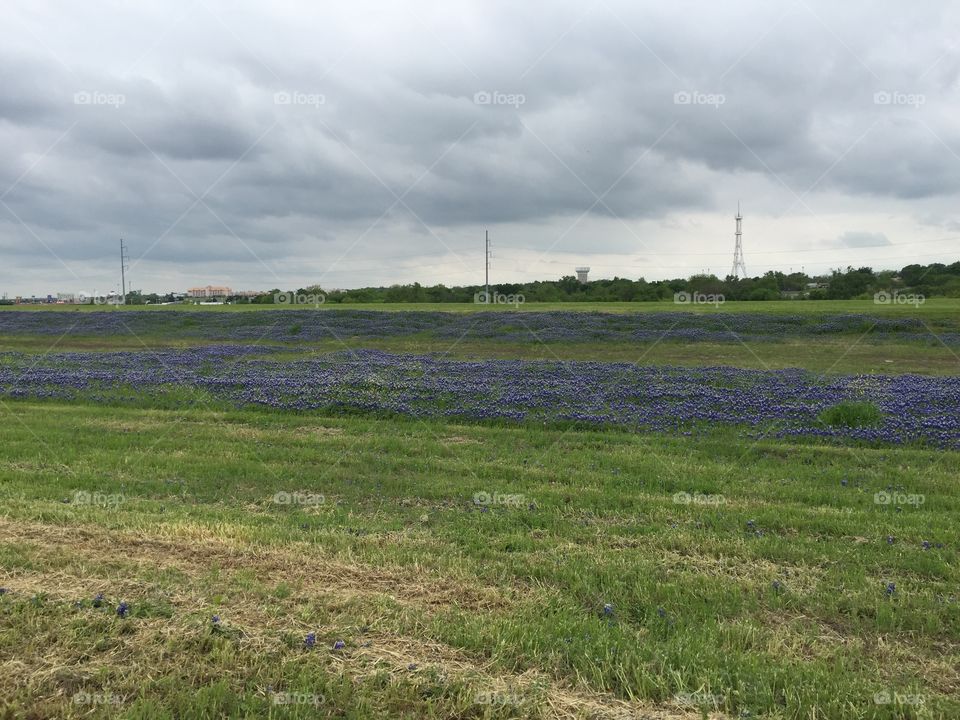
[0,303,957,718]
[4,298,960,317]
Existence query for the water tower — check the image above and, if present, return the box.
[575,266,590,283]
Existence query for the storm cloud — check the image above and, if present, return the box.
[1,0,959,294]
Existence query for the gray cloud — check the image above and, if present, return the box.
[2,0,960,295]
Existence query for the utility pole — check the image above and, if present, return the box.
[485,230,490,303]
[120,239,129,305]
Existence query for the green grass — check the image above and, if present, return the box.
[818,402,885,428]
[0,402,956,718]
[3,297,960,318]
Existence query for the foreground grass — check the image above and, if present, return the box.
[0,402,956,718]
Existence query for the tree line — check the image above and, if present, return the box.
[242,262,960,304]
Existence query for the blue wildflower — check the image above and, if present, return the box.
[304,632,316,649]
[116,602,129,618]
[603,603,614,616]
[885,582,896,595]
[886,536,895,544]
[93,592,104,607]
[333,639,345,650]
[212,615,221,625]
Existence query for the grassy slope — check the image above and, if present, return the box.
[0,402,956,719]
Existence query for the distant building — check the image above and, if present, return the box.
[575,267,590,283]
[187,285,232,298]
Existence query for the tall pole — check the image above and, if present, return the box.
[120,238,128,305]
[485,230,490,303]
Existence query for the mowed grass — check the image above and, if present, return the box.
[0,402,957,718]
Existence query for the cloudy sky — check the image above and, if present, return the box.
[2,0,959,295]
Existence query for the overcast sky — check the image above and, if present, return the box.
[2,0,959,295]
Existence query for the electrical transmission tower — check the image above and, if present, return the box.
[730,203,747,279]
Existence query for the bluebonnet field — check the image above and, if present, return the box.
[1,345,957,447]
[1,309,958,344]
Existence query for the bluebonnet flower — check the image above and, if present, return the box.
[603,603,614,616]
[885,582,896,595]
[116,602,129,618]
[772,581,783,592]
[333,640,345,650]
[841,479,848,486]
[93,593,104,607]
[304,632,316,649]
[886,536,895,544]
[212,615,221,626]
[657,607,667,618]
[922,541,931,550]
